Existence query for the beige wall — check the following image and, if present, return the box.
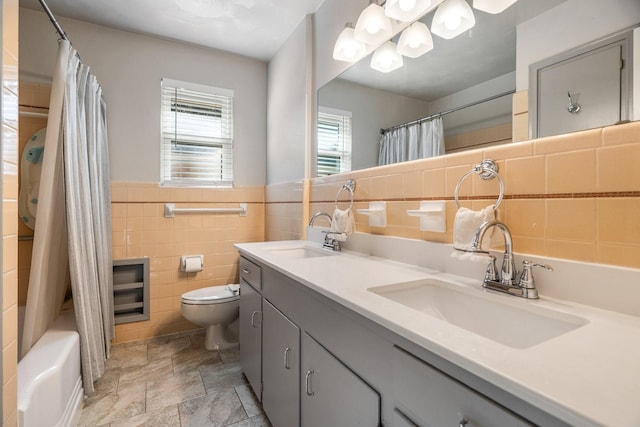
[2,0,19,424]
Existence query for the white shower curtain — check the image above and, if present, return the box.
[378,116,445,166]
[22,40,114,395]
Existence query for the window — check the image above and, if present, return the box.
[317,107,352,176]
[161,78,234,187]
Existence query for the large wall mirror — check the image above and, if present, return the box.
[316,0,638,176]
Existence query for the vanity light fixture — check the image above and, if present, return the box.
[333,22,368,62]
[431,0,475,40]
[354,1,393,46]
[384,0,443,23]
[472,0,518,14]
[397,21,434,58]
[370,40,404,73]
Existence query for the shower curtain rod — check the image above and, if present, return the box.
[380,89,516,135]
[38,0,69,41]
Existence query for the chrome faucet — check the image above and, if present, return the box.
[321,232,343,251]
[472,220,517,286]
[308,211,342,251]
[471,220,552,299]
[308,211,332,227]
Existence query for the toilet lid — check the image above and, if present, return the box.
[181,284,240,305]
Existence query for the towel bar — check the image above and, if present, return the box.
[454,159,503,209]
[164,203,247,218]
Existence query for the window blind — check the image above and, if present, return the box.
[161,78,234,187]
[317,108,352,176]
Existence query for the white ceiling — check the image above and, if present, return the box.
[20,0,326,61]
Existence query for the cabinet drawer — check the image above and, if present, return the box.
[393,347,531,427]
[240,257,262,291]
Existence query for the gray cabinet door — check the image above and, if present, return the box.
[535,42,623,138]
[239,279,262,401]
[262,300,300,427]
[301,333,380,427]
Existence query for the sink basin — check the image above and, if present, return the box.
[369,279,587,349]
[266,246,337,259]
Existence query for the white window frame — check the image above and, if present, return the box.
[317,106,352,176]
[161,78,234,187]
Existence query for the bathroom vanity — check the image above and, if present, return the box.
[236,238,640,427]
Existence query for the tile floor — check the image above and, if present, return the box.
[78,331,271,427]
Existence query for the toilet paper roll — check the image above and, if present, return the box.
[183,256,203,273]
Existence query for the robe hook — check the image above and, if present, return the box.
[567,91,581,114]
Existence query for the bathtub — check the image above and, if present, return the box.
[17,305,84,427]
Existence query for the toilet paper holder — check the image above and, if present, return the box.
[181,255,204,272]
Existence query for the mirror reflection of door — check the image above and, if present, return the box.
[537,44,622,138]
[531,30,633,139]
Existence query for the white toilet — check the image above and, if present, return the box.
[181,284,240,350]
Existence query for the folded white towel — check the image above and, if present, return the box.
[327,232,348,242]
[452,205,496,252]
[328,208,355,241]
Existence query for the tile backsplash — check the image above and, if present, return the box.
[297,121,640,269]
[265,180,306,241]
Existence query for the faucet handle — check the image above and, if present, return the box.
[484,255,499,282]
[321,231,343,251]
[519,260,553,290]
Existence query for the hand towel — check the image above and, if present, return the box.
[328,208,355,241]
[452,205,496,252]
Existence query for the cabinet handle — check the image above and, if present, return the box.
[305,369,315,396]
[250,311,261,328]
[459,418,469,427]
[283,347,291,370]
[242,268,251,274]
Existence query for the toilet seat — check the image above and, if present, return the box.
[181,285,240,305]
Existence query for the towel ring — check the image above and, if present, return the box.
[335,179,355,210]
[454,160,504,209]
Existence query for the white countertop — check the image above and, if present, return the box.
[236,239,640,427]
